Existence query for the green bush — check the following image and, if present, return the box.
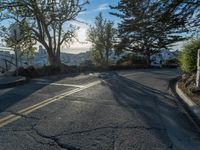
[18,66,39,77]
[131,55,147,65]
[116,55,130,65]
[117,54,147,66]
[165,58,179,65]
[17,66,62,77]
[179,39,200,73]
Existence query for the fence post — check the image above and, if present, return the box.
[197,49,200,88]
[5,59,8,71]
[15,45,19,76]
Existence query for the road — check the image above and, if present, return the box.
[0,69,200,150]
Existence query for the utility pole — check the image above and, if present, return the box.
[14,42,18,76]
[197,49,200,88]
[10,23,21,76]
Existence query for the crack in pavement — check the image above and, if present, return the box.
[0,112,174,150]
[32,127,80,150]
[49,125,166,137]
[31,124,173,150]
[24,124,167,150]
[27,131,57,147]
[64,96,156,110]
[111,129,116,150]
[5,111,40,120]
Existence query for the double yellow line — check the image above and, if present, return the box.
[0,81,101,128]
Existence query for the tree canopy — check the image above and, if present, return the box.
[0,0,89,66]
[4,22,36,65]
[110,0,200,64]
[87,13,117,66]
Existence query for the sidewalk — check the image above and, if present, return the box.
[0,75,27,89]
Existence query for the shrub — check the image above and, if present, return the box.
[17,66,40,77]
[164,58,179,67]
[131,55,147,65]
[121,60,132,66]
[116,55,130,65]
[179,39,200,73]
[117,54,147,66]
[17,66,62,77]
[165,58,179,65]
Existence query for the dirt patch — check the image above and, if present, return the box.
[178,74,200,106]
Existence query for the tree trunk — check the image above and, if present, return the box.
[105,51,109,67]
[197,49,200,88]
[47,51,61,67]
[146,53,151,66]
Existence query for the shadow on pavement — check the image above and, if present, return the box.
[99,71,199,149]
[0,73,90,113]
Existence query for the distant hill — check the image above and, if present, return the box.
[61,51,91,66]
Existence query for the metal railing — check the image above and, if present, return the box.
[0,53,16,73]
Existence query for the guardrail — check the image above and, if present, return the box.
[0,53,16,73]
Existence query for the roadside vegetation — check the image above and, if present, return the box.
[165,58,179,67]
[179,40,200,73]
[116,54,148,67]
[178,39,200,105]
[5,22,36,66]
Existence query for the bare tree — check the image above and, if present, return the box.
[0,0,89,67]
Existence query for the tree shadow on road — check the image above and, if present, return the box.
[99,72,200,149]
[0,73,91,113]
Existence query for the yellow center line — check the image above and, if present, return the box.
[0,80,101,128]
[0,116,21,128]
[0,114,16,124]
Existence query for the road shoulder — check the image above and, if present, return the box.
[170,78,200,126]
[0,76,27,89]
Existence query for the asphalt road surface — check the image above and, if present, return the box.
[0,69,200,150]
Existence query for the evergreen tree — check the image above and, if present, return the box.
[111,0,199,65]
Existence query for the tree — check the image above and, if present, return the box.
[0,0,88,67]
[110,0,200,65]
[159,0,200,35]
[87,13,117,66]
[179,39,200,73]
[4,22,36,65]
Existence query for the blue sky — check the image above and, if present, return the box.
[79,0,120,24]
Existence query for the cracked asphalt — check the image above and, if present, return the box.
[0,69,200,150]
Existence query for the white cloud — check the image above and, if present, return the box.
[168,41,187,51]
[95,3,110,11]
[79,11,91,15]
[78,3,110,17]
[69,20,92,50]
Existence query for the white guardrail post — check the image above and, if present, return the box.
[197,49,200,88]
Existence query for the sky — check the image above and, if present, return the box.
[67,0,120,54]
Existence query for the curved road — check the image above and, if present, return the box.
[0,69,200,150]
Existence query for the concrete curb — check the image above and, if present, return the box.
[175,81,200,125]
[0,76,28,89]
